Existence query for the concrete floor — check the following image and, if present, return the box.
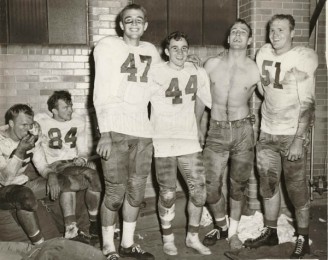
[123,193,327,260]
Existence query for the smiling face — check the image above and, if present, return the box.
[52,99,73,122]
[120,8,148,42]
[165,38,189,70]
[228,22,252,50]
[269,18,294,55]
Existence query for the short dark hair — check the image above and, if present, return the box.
[230,18,252,38]
[47,90,72,112]
[119,4,147,22]
[165,31,189,50]
[5,104,34,124]
[269,14,295,31]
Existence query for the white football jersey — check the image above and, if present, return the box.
[256,44,318,135]
[93,36,162,138]
[149,62,211,157]
[35,113,88,164]
[0,125,50,185]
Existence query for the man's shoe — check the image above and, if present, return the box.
[290,235,310,259]
[105,252,120,260]
[203,226,228,246]
[244,226,278,249]
[119,244,154,260]
[70,230,91,244]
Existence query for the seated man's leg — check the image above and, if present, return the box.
[57,166,101,243]
[100,132,129,256]
[119,136,154,259]
[178,152,211,255]
[155,156,178,256]
[0,185,44,244]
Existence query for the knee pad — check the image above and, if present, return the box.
[159,190,176,208]
[190,184,206,207]
[158,202,175,222]
[16,187,38,212]
[103,184,125,211]
[230,178,248,201]
[206,186,222,205]
[295,200,310,211]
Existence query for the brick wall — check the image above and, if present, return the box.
[0,0,326,198]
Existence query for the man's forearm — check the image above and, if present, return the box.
[295,101,315,139]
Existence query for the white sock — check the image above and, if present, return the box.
[228,218,239,238]
[163,233,177,255]
[121,221,136,248]
[102,225,116,254]
[65,222,78,238]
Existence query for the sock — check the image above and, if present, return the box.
[215,216,228,230]
[89,212,98,222]
[121,221,136,248]
[102,225,116,254]
[65,222,78,238]
[228,218,239,238]
[29,230,44,245]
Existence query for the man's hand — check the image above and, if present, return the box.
[73,157,87,167]
[198,130,206,148]
[187,54,202,67]
[96,133,112,161]
[285,138,304,161]
[47,172,61,200]
[15,134,38,160]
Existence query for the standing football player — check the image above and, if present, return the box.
[149,31,212,256]
[93,3,162,260]
[244,14,318,259]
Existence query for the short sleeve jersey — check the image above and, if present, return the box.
[256,44,318,135]
[93,36,162,138]
[35,113,88,164]
[149,62,211,157]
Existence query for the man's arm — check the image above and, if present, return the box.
[0,134,36,185]
[32,142,61,200]
[286,49,318,161]
[195,97,207,147]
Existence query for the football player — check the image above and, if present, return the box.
[35,90,102,244]
[149,31,212,256]
[93,3,162,260]
[196,19,260,250]
[244,14,318,259]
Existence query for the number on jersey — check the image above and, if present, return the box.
[48,127,77,149]
[165,75,197,104]
[261,60,283,89]
[121,53,152,82]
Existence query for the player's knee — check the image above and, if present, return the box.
[206,187,222,205]
[159,190,176,208]
[295,200,310,211]
[16,187,38,212]
[103,193,124,211]
[230,179,248,201]
[190,184,206,207]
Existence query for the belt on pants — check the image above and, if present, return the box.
[210,116,252,129]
